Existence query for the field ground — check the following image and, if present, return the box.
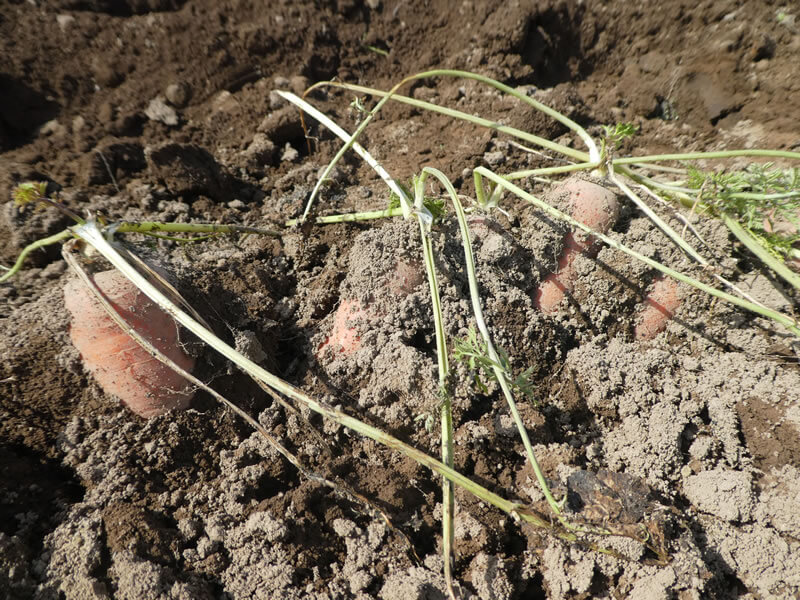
[2,1,799,598]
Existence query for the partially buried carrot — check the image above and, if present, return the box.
[535,179,620,313]
[64,269,195,418]
[634,275,681,341]
[317,259,424,357]
[317,298,370,355]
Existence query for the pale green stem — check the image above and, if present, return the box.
[314,81,800,173]
[505,162,599,181]
[727,191,800,201]
[629,163,688,174]
[619,165,800,203]
[723,215,800,291]
[276,90,416,222]
[413,174,455,594]
[608,168,710,266]
[624,171,800,204]
[0,221,280,283]
[363,44,389,57]
[417,211,456,596]
[398,69,600,162]
[623,170,698,197]
[473,170,489,208]
[612,149,800,165]
[424,167,564,516]
[313,80,590,163]
[474,168,800,337]
[440,388,455,600]
[286,206,404,227]
[0,229,73,283]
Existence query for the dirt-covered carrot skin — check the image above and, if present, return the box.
[317,299,370,355]
[634,275,682,340]
[64,269,195,418]
[535,179,620,313]
[317,259,424,357]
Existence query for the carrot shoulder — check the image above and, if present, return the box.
[535,179,620,313]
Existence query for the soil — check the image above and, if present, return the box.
[2,0,800,599]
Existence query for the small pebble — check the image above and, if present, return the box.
[212,90,239,113]
[281,143,299,162]
[289,75,309,95]
[39,120,66,137]
[144,97,179,126]
[195,536,216,559]
[683,356,701,371]
[268,90,286,110]
[165,82,191,108]
[206,524,225,543]
[56,14,75,31]
[483,150,505,167]
[178,518,201,540]
[245,132,276,163]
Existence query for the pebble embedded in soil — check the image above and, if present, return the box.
[280,143,299,162]
[164,82,191,107]
[144,96,179,126]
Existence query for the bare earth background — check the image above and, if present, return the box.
[2,0,800,598]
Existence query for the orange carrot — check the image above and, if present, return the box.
[634,276,681,340]
[64,269,195,418]
[317,299,370,355]
[535,179,620,313]
[318,259,423,357]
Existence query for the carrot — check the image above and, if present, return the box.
[64,269,195,418]
[634,275,681,340]
[317,259,423,357]
[387,258,425,296]
[317,299,370,355]
[535,179,620,313]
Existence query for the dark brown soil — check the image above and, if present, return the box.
[2,1,800,599]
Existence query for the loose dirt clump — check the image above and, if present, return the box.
[2,1,800,599]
